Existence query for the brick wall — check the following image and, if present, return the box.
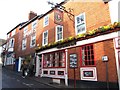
[16,23,35,58]
[67,39,118,82]
[95,39,118,82]
[36,1,111,48]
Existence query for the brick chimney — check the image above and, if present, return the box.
[28,11,37,20]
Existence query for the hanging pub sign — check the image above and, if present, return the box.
[69,54,77,68]
[54,9,63,25]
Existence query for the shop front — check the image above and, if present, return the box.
[36,49,68,85]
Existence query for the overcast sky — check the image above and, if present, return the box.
[0,0,63,40]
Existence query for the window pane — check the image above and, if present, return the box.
[81,45,95,66]
[56,26,63,41]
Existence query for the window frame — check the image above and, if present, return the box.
[80,44,95,67]
[30,33,36,48]
[42,30,48,46]
[23,26,28,37]
[43,15,49,27]
[8,38,14,48]
[43,50,65,68]
[22,38,27,50]
[32,20,37,32]
[56,25,63,42]
[75,12,86,35]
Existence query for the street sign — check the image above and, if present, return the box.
[102,56,108,62]
[69,54,77,68]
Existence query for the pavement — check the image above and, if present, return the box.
[2,67,71,88]
[2,67,119,89]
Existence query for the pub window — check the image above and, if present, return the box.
[75,13,86,35]
[23,26,28,37]
[32,20,37,31]
[81,44,95,66]
[56,25,63,42]
[22,38,27,50]
[42,30,48,46]
[30,33,36,48]
[43,15,49,27]
[9,38,14,48]
[43,50,65,68]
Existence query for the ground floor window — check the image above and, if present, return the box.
[43,50,65,68]
[81,44,95,66]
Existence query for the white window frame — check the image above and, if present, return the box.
[22,38,27,50]
[30,33,36,48]
[32,20,37,32]
[75,12,86,35]
[42,30,48,46]
[56,25,63,42]
[9,38,14,48]
[23,26,28,37]
[43,15,49,27]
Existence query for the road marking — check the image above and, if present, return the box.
[22,82,34,87]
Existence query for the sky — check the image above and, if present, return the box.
[0,0,63,40]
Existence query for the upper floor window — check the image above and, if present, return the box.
[56,25,63,42]
[23,26,28,37]
[43,15,49,27]
[81,44,95,66]
[22,38,27,50]
[32,20,37,32]
[30,33,36,48]
[8,38,14,48]
[42,30,48,46]
[75,13,86,35]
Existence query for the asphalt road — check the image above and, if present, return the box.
[2,68,53,89]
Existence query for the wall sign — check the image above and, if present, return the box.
[80,67,97,81]
[102,55,108,62]
[69,54,77,68]
[83,71,93,77]
[50,71,55,75]
[54,9,63,25]
[43,71,48,74]
[58,71,64,75]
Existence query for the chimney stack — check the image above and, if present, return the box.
[28,11,37,20]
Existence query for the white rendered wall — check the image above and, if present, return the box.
[109,0,120,23]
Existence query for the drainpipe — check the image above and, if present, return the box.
[65,49,68,86]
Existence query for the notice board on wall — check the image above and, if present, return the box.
[69,54,77,68]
